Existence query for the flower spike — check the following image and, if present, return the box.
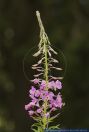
[25,11,65,132]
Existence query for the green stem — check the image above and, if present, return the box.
[43,42,48,129]
[36,11,49,131]
[44,43,48,88]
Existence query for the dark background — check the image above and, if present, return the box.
[0,0,89,132]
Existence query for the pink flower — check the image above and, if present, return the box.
[48,81,55,89]
[35,90,40,97]
[25,102,35,110]
[48,92,54,100]
[25,79,63,118]
[55,80,62,89]
[51,107,57,112]
[48,80,62,90]
[33,78,39,84]
[45,112,50,118]
[49,94,63,109]
[28,110,34,116]
[40,80,46,89]
[56,94,62,102]
[25,104,31,110]
[31,97,38,103]
[37,108,42,113]
[40,90,48,100]
[56,94,63,108]
[35,102,40,107]
[29,86,36,95]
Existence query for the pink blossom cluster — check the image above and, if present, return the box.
[25,78,63,117]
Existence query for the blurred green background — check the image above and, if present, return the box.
[0,0,89,132]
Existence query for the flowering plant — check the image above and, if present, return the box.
[25,11,65,132]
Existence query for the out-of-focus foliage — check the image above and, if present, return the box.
[0,0,89,131]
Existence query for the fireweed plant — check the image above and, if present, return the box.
[25,11,65,132]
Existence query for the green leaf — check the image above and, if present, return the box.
[31,122,43,132]
[38,126,43,132]
[48,124,60,129]
[32,116,42,122]
[32,128,38,132]
[32,123,40,128]
[48,113,60,123]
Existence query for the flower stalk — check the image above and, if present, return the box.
[25,11,65,132]
[36,11,49,129]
